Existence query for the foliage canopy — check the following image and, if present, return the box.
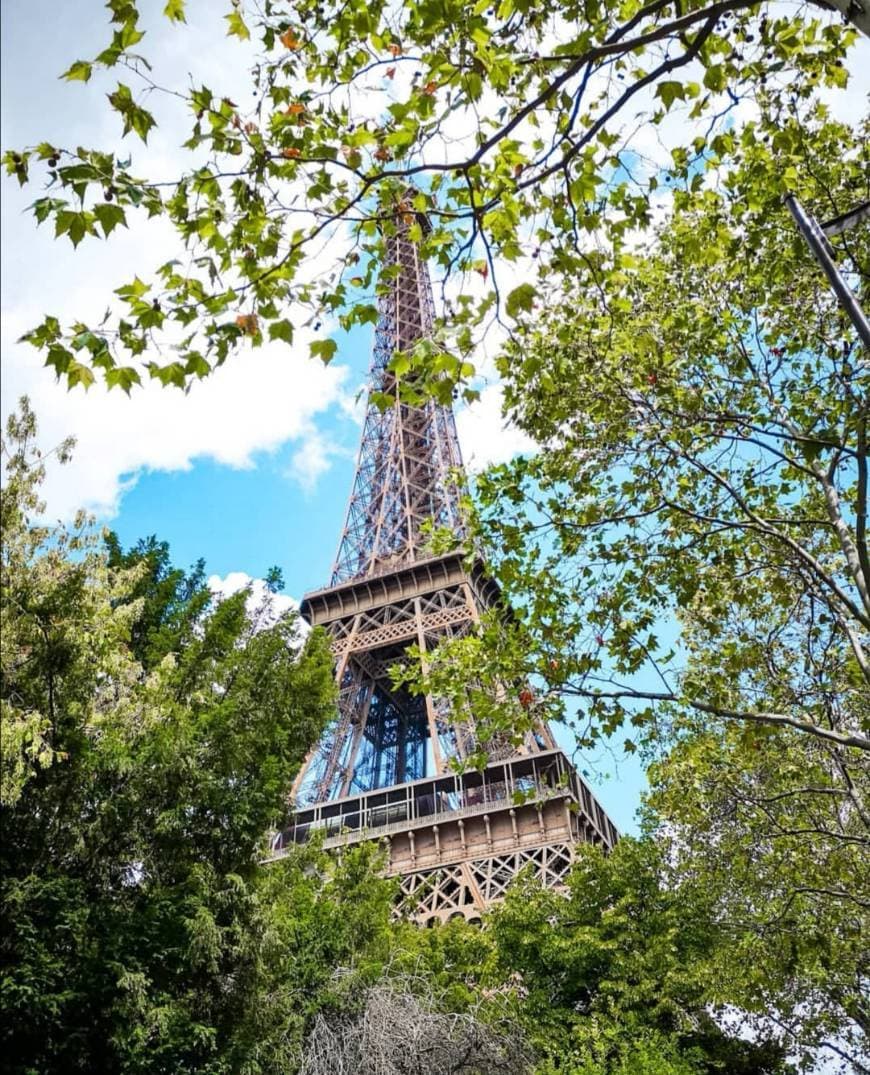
[2,0,861,396]
[412,100,868,757]
[0,401,397,1072]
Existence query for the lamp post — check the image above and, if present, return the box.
[784,194,870,351]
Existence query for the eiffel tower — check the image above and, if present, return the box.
[272,199,617,923]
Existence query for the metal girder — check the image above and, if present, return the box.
[331,221,465,585]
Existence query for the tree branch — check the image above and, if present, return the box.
[564,685,870,750]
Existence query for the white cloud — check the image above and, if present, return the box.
[285,428,341,493]
[1,302,352,520]
[455,383,534,471]
[207,570,306,633]
[0,1,359,524]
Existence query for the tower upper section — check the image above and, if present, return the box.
[330,206,466,585]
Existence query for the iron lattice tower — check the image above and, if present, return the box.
[276,203,618,923]
[330,213,465,587]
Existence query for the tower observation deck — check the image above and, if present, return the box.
[270,198,617,923]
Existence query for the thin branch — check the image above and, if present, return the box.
[563,685,870,750]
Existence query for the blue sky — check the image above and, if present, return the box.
[105,324,376,597]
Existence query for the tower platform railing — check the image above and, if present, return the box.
[268,749,618,859]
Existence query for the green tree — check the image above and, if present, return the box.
[647,725,869,1072]
[396,838,792,1074]
[0,399,396,1073]
[102,535,290,672]
[404,94,869,1070]
[103,531,211,668]
[413,98,868,754]
[2,0,860,394]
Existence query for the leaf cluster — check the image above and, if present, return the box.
[2,0,858,392]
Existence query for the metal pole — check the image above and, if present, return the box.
[784,193,870,351]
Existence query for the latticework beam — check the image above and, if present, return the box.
[331,215,465,585]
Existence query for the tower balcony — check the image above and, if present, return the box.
[268,749,617,874]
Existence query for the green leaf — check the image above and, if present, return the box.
[224,10,250,40]
[506,283,537,319]
[107,83,156,143]
[117,20,145,48]
[163,0,186,22]
[656,81,685,110]
[184,352,211,378]
[93,202,128,237]
[105,366,142,393]
[115,277,150,301]
[391,353,411,376]
[702,65,727,92]
[3,150,30,186]
[95,18,146,65]
[45,344,73,374]
[310,338,337,363]
[369,390,395,411]
[55,210,93,247]
[268,319,295,344]
[149,361,187,387]
[106,0,137,22]
[66,361,96,389]
[61,60,93,82]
